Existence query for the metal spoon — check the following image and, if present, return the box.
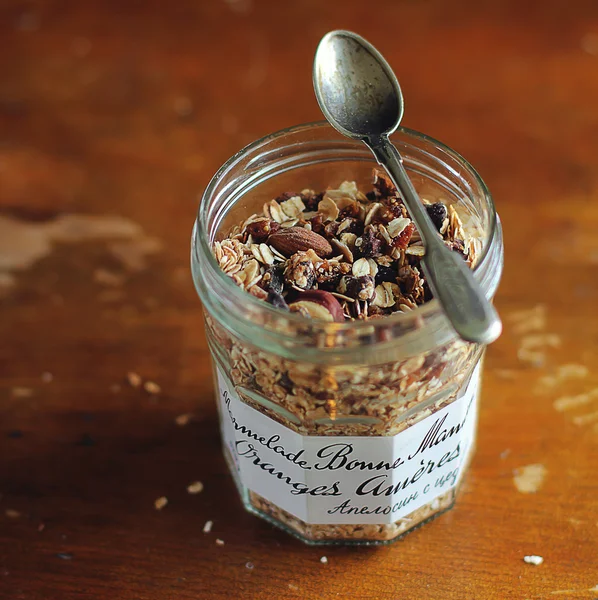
[313,30,501,344]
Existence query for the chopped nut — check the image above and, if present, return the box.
[289,291,345,322]
[320,556,328,564]
[215,538,225,546]
[203,520,213,533]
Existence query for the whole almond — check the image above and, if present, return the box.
[268,227,333,258]
[290,290,345,322]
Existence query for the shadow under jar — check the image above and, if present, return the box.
[191,122,503,545]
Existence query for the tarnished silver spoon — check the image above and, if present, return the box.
[313,30,501,344]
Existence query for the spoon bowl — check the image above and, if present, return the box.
[313,31,403,140]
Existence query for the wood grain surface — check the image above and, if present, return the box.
[1,1,598,598]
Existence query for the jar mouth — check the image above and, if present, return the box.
[194,121,499,346]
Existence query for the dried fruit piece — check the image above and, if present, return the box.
[269,227,333,258]
[393,222,416,250]
[426,202,448,231]
[289,290,345,322]
[358,228,383,258]
[246,217,280,243]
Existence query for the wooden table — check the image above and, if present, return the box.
[1,1,597,598]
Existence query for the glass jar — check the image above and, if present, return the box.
[191,122,503,545]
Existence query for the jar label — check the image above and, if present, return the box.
[217,364,480,525]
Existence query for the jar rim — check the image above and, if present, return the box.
[194,121,498,340]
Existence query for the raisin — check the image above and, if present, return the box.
[263,264,285,295]
[267,290,289,309]
[375,265,397,285]
[300,191,324,212]
[426,202,448,231]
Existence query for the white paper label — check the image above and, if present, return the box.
[218,365,480,525]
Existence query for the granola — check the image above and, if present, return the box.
[213,170,480,321]
[206,169,485,543]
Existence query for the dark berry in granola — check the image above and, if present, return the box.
[375,265,397,285]
[426,202,448,231]
[262,264,285,295]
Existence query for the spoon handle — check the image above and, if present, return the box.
[369,138,502,345]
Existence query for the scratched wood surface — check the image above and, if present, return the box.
[1,1,598,598]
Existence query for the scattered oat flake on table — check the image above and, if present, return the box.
[513,464,547,494]
[520,333,561,350]
[215,538,225,546]
[144,381,161,394]
[154,496,168,510]
[127,372,142,388]
[175,413,194,426]
[553,389,598,412]
[11,387,33,398]
[187,481,204,494]
[508,304,546,334]
[203,520,213,533]
[320,556,328,564]
[572,410,598,426]
[523,555,543,565]
[494,369,517,380]
[5,509,21,519]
